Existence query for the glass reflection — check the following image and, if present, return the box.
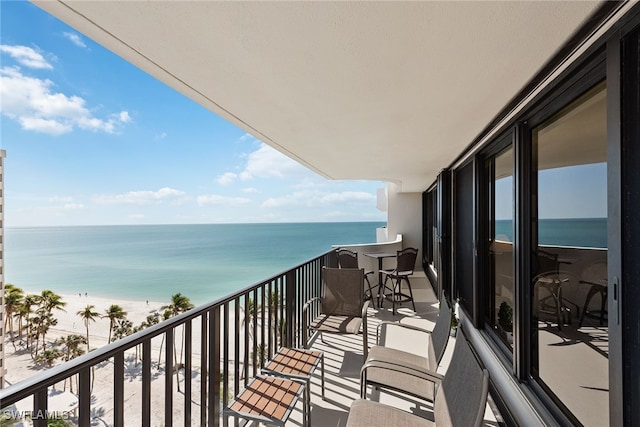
[488,146,514,350]
[532,82,608,426]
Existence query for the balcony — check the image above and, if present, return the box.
[0,250,499,426]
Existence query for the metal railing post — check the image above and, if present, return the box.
[78,367,91,426]
[32,387,47,427]
[114,352,124,426]
[285,270,296,348]
[0,251,332,426]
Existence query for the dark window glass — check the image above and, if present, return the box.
[486,146,514,351]
[454,161,475,315]
[531,82,608,426]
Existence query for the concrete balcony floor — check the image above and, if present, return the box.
[276,276,500,426]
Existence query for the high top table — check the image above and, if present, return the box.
[363,252,396,307]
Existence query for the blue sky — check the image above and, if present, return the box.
[0,2,386,227]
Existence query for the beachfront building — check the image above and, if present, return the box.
[0,150,5,390]
[2,2,640,426]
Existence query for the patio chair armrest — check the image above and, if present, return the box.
[302,297,321,316]
[361,299,371,318]
[302,297,321,349]
[360,358,444,385]
[376,321,431,345]
[362,300,371,358]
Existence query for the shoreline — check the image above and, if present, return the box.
[3,291,249,425]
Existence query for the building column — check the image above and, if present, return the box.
[0,149,6,389]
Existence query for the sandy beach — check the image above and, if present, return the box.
[2,291,234,426]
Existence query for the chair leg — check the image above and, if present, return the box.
[552,290,562,331]
[600,289,607,325]
[579,286,608,328]
[378,276,386,308]
[404,276,416,312]
[392,276,399,315]
[364,276,376,309]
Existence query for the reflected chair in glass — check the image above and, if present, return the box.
[336,248,377,308]
[533,249,579,330]
[303,267,370,358]
[578,262,608,328]
[379,247,418,315]
[360,297,451,401]
[348,327,489,427]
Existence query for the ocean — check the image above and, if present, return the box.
[496,218,607,248]
[4,222,385,304]
[5,219,606,305]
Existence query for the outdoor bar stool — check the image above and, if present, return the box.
[262,347,325,424]
[224,375,308,427]
[379,248,418,315]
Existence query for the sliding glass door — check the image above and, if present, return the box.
[531,82,608,426]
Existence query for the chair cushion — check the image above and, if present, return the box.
[365,346,435,401]
[368,345,429,369]
[346,399,434,427]
[310,314,362,334]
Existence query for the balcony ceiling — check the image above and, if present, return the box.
[34,1,602,192]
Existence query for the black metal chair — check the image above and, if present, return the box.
[336,248,377,308]
[578,262,608,328]
[303,267,370,358]
[533,249,579,330]
[379,248,418,315]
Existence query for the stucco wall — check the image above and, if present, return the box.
[386,184,423,273]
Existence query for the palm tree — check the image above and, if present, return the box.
[241,298,259,342]
[77,304,99,352]
[15,303,29,341]
[112,318,134,341]
[3,284,24,347]
[161,293,194,318]
[35,348,62,368]
[267,290,286,345]
[136,314,159,364]
[30,307,58,357]
[57,334,86,392]
[103,304,127,343]
[160,293,194,392]
[22,294,40,349]
[40,289,67,315]
[156,309,172,366]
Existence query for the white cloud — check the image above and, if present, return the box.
[62,203,86,210]
[0,45,53,69]
[62,32,87,48]
[240,143,309,180]
[93,187,187,206]
[197,194,252,207]
[118,111,132,123]
[19,116,71,135]
[49,195,74,203]
[262,190,375,209]
[154,132,167,140]
[216,172,238,186]
[242,187,258,194]
[0,63,131,135]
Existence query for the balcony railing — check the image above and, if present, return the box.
[0,250,334,426]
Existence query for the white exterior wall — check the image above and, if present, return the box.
[386,183,423,273]
[0,150,5,389]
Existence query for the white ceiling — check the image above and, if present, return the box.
[34,1,602,192]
